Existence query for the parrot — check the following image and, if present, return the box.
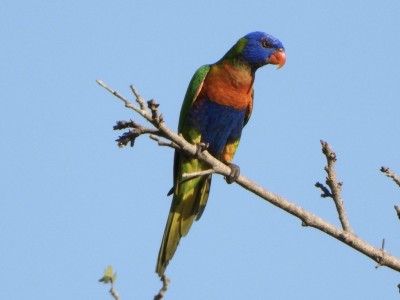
[156,31,286,276]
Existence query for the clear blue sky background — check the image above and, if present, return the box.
[2,1,400,299]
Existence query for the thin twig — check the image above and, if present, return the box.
[110,283,121,300]
[96,80,153,123]
[380,167,400,219]
[154,275,170,300]
[182,169,216,179]
[97,80,137,110]
[130,85,147,111]
[149,135,179,149]
[320,140,352,232]
[380,167,400,188]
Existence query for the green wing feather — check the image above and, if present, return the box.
[168,65,210,184]
[178,65,210,130]
[156,65,211,276]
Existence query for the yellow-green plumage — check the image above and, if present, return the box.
[156,66,211,276]
[156,159,212,276]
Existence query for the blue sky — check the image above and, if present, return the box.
[2,0,400,299]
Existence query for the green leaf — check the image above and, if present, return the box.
[99,265,117,284]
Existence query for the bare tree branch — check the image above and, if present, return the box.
[98,81,400,278]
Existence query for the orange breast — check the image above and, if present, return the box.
[201,61,254,110]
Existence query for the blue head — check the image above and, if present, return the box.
[224,31,286,70]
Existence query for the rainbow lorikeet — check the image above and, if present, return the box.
[156,31,285,276]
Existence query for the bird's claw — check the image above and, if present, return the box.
[195,142,209,157]
[226,163,240,184]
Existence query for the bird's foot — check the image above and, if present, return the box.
[225,163,240,184]
[194,142,209,158]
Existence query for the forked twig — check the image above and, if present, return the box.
[319,140,352,232]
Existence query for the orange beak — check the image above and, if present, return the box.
[269,48,286,69]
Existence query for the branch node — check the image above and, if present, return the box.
[147,99,162,123]
[375,239,386,269]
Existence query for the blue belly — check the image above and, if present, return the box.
[186,98,245,158]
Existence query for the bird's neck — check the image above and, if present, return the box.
[218,59,255,91]
[201,60,254,110]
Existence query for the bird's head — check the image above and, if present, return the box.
[223,31,286,70]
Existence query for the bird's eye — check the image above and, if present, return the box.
[261,40,271,48]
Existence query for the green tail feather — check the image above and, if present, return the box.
[156,166,212,276]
